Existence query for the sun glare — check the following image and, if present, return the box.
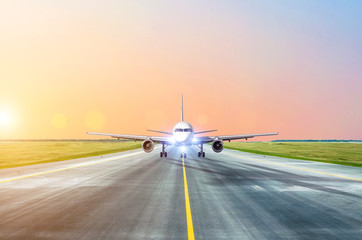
[0,111,12,128]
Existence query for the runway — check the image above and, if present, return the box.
[0,146,362,239]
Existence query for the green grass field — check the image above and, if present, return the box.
[0,140,142,169]
[2,141,361,169]
[224,142,362,167]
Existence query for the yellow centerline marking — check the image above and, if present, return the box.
[227,152,362,182]
[182,157,195,240]
[0,150,146,184]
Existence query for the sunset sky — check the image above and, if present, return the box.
[0,1,361,140]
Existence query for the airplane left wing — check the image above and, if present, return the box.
[87,132,173,144]
[192,132,278,143]
[217,132,278,141]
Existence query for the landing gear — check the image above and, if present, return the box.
[180,153,187,158]
[160,152,167,157]
[160,143,168,158]
[198,143,205,157]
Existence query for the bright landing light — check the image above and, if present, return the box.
[181,146,186,152]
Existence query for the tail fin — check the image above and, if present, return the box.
[181,94,184,122]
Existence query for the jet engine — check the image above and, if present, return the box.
[212,139,224,153]
[142,139,154,153]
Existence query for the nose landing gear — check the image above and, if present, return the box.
[180,153,187,158]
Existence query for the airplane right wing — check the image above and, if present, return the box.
[87,132,174,144]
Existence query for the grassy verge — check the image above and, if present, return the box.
[223,142,362,168]
[0,140,142,169]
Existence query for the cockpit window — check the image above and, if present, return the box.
[175,128,193,132]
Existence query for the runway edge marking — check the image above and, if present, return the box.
[182,157,195,240]
[0,149,150,184]
[226,152,362,182]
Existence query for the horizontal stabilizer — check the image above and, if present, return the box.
[147,129,173,135]
[194,130,217,134]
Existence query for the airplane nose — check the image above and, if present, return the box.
[175,133,187,142]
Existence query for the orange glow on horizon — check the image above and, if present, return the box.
[0,1,361,140]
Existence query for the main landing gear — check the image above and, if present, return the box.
[197,143,206,158]
[160,143,168,158]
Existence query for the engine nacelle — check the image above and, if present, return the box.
[212,139,224,153]
[142,139,154,153]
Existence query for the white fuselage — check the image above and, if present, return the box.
[172,121,194,146]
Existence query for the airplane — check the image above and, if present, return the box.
[87,95,278,158]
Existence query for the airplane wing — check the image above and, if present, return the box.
[87,132,173,144]
[217,132,278,141]
[192,132,278,143]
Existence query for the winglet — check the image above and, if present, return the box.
[181,94,184,122]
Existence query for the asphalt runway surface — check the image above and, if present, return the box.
[0,146,362,239]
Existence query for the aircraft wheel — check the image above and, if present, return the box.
[180,153,183,158]
[184,153,187,158]
[202,152,205,157]
[160,152,163,157]
[164,152,167,157]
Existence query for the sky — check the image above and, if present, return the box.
[0,0,361,140]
